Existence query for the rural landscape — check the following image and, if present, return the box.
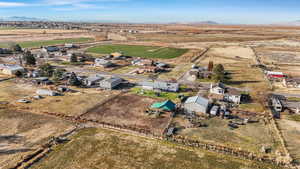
[1,1,300,169]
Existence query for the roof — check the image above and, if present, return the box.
[104,77,122,83]
[0,64,24,71]
[212,83,226,89]
[151,100,176,111]
[139,81,179,92]
[267,71,284,76]
[95,58,111,64]
[185,95,209,107]
[86,76,104,82]
[111,52,123,57]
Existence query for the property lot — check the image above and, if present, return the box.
[177,117,281,156]
[31,128,284,169]
[277,116,300,163]
[0,80,119,116]
[82,93,172,135]
[86,44,188,59]
[0,108,73,169]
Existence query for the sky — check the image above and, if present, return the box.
[0,0,300,24]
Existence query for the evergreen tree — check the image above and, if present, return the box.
[68,72,81,86]
[212,64,226,83]
[9,43,22,53]
[39,63,54,77]
[70,54,78,63]
[23,51,36,66]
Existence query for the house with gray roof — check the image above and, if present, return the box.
[139,81,179,92]
[184,95,209,115]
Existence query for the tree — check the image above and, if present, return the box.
[9,43,22,53]
[213,64,224,74]
[39,63,54,77]
[212,64,226,83]
[68,72,81,86]
[23,51,36,66]
[70,54,78,63]
[53,68,66,81]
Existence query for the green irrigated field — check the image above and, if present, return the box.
[0,37,93,48]
[86,44,188,59]
[31,128,284,169]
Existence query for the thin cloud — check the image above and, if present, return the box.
[0,2,27,7]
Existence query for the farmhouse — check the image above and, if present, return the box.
[139,81,179,92]
[184,95,209,115]
[0,64,25,75]
[224,88,242,105]
[210,83,226,95]
[99,76,123,89]
[210,83,243,104]
[94,58,113,68]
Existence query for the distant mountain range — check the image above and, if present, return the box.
[0,16,48,22]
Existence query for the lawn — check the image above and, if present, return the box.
[131,87,180,102]
[31,128,284,169]
[0,37,93,48]
[86,44,188,59]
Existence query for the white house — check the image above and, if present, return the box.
[210,83,226,95]
[94,58,113,68]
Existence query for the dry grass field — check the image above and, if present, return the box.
[31,128,285,169]
[0,29,86,35]
[277,116,300,163]
[178,117,280,156]
[82,93,172,135]
[0,108,74,169]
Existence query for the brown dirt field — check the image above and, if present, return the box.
[82,93,172,135]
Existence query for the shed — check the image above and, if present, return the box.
[151,100,176,111]
[99,77,123,89]
[0,64,25,75]
[184,95,209,115]
[36,89,59,96]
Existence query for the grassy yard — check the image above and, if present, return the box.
[31,128,284,169]
[86,44,188,59]
[179,117,281,155]
[0,37,93,48]
[131,87,180,102]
